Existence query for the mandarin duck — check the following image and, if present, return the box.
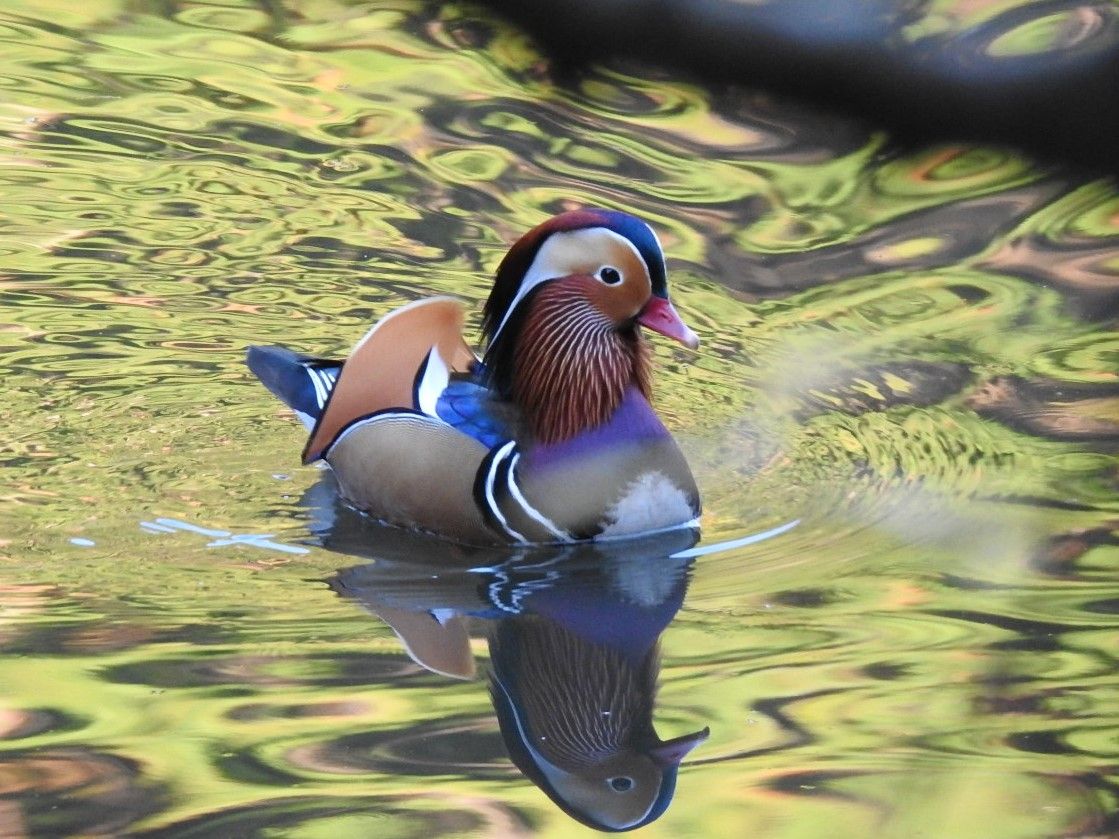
[247,209,701,545]
[331,529,707,831]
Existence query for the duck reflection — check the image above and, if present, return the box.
[308,478,708,831]
[487,590,709,831]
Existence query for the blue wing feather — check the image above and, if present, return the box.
[435,374,511,448]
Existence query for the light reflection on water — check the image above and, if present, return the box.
[1,1,1118,836]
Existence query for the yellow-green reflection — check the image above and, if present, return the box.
[0,0,1118,836]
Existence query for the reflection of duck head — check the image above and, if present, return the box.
[490,615,708,831]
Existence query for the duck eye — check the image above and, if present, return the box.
[597,266,622,285]
[608,776,634,792]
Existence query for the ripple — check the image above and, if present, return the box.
[967,375,1119,442]
[0,2,1117,837]
[0,749,165,835]
[0,707,84,740]
[279,717,512,779]
[979,3,1119,59]
[135,793,535,839]
[103,651,422,690]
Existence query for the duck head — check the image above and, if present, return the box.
[482,210,699,444]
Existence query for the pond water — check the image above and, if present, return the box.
[3,1,1119,836]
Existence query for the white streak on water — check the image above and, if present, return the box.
[206,534,310,555]
[153,518,231,538]
[141,517,310,554]
[670,519,801,559]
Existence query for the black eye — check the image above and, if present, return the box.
[598,266,622,285]
[608,776,634,792]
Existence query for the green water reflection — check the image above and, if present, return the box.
[1,0,1118,836]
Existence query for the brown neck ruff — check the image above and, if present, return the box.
[511,282,651,445]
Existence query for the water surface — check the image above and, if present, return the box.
[2,1,1118,836]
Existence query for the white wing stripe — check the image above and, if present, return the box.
[416,345,450,417]
[307,367,328,408]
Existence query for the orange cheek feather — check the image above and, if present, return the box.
[578,270,651,326]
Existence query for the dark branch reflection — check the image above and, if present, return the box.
[305,476,708,831]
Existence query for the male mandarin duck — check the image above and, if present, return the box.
[247,209,701,545]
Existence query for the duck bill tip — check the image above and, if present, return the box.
[637,296,700,349]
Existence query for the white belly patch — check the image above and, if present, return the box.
[597,471,695,538]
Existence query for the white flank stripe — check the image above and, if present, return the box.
[506,454,570,541]
[484,442,529,543]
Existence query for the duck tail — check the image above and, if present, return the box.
[245,346,341,430]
